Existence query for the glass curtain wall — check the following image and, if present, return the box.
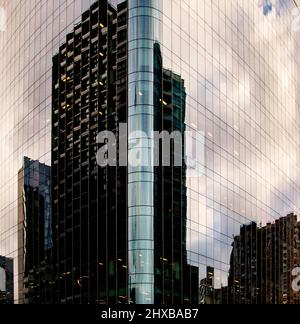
[0,0,96,303]
[128,0,300,304]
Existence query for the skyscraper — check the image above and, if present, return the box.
[52,0,128,304]
[0,0,100,303]
[49,0,300,305]
[18,157,52,304]
[126,0,300,304]
[153,43,199,304]
[2,0,300,305]
[51,1,199,304]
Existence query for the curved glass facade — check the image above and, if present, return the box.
[127,0,161,304]
[127,0,300,304]
[1,0,300,305]
[0,0,95,303]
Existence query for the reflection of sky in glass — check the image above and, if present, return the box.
[0,0,92,303]
[0,0,299,299]
[259,0,290,16]
[161,0,300,288]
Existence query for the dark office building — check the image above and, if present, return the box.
[51,0,128,304]
[228,214,300,304]
[29,0,300,305]
[50,0,198,304]
[0,256,14,304]
[153,43,198,304]
[18,157,52,304]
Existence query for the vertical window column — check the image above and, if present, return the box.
[127,1,162,304]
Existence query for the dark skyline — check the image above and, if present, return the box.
[199,214,300,304]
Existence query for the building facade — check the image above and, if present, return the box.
[228,214,300,304]
[49,0,300,305]
[18,157,52,304]
[52,0,128,304]
[0,0,102,303]
[1,0,300,304]
[126,0,300,303]
[51,0,199,304]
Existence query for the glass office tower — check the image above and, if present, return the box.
[2,0,300,305]
[18,157,52,304]
[0,0,100,303]
[52,0,128,304]
[51,1,198,304]
[48,0,300,305]
[127,0,300,303]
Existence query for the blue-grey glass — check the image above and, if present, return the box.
[127,0,163,305]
